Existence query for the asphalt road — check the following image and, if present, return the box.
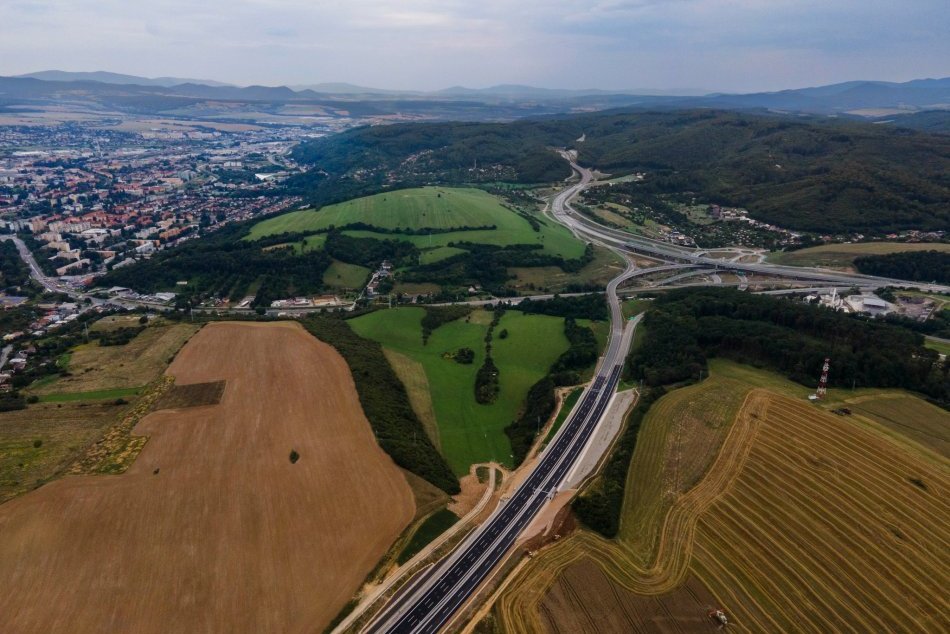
[553,154,950,294]
[0,235,70,295]
[368,157,638,634]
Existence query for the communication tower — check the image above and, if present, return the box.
[816,358,830,399]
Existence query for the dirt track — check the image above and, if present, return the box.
[0,321,414,633]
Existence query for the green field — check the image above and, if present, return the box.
[322,260,370,289]
[350,307,570,473]
[246,187,586,260]
[769,242,950,269]
[925,336,950,356]
[36,387,143,403]
[396,508,459,565]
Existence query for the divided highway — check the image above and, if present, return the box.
[553,153,950,294]
[367,158,638,634]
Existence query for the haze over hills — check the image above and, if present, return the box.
[3,70,949,115]
[15,70,234,88]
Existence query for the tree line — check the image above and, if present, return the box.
[854,250,950,284]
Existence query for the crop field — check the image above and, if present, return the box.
[323,259,371,288]
[0,322,415,633]
[769,241,950,269]
[497,362,950,633]
[350,307,570,473]
[30,323,199,395]
[0,401,130,503]
[247,187,586,260]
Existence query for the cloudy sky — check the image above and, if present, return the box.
[1,0,947,92]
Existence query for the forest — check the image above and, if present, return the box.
[625,287,950,406]
[95,225,333,307]
[854,250,950,284]
[0,240,31,290]
[289,109,950,235]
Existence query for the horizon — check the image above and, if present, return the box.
[8,68,950,97]
[2,1,947,93]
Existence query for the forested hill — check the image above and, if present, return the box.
[289,109,950,235]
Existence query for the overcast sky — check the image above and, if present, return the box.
[1,0,948,92]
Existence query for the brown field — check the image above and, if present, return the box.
[498,364,950,633]
[0,401,130,503]
[32,323,199,394]
[0,321,415,633]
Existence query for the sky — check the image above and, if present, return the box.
[1,0,948,93]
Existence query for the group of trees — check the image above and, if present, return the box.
[301,316,459,494]
[0,240,30,290]
[517,293,608,321]
[97,225,333,308]
[854,250,950,284]
[403,243,593,294]
[626,287,950,406]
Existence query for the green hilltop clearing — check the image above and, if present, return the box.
[246,187,585,261]
[350,307,570,474]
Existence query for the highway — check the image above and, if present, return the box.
[552,153,950,294]
[367,157,639,634]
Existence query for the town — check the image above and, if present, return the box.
[0,120,324,282]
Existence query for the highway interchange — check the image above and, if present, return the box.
[6,153,949,634]
[365,153,950,633]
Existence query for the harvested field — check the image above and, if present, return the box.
[540,560,719,634]
[498,364,950,633]
[842,392,950,459]
[0,321,415,634]
[619,372,752,565]
[31,323,199,395]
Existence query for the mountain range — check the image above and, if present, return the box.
[1,71,948,126]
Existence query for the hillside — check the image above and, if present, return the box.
[97,186,594,304]
[289,109,950,234]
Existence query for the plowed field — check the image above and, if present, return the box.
[0,321,414,633]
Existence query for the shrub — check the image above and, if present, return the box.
[289,449,300,464]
